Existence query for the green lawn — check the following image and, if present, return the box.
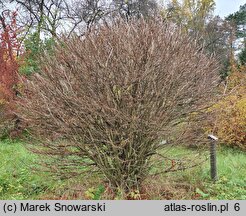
[0,139,54,199]
[0,139,245,199]
[156,146,246,199]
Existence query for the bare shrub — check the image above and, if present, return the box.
[19,19,220,194]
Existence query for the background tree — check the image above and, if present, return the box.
[226,3,246,39]
[161,0,234,78]
[203,16,235,78]
[19,32,55,75]
[0,9,22,138]
[226,3,246,65]
[162,0,215,34]
[111,0,158,20]
[239,45,246,64]
[0,9,19,99]
[11,0,69,40]
[65,0,109,36]
[188,3,246,151]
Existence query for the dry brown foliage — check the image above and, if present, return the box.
[19,19,220,193]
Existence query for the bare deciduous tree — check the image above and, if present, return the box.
[111,0,158,20]
[11,0,69,39]
[65,0,109,36]
[19,19,220,194]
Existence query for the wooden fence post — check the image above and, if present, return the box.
[208,134,218,182]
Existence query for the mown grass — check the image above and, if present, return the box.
[0,139,245,199]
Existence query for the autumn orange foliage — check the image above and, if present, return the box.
[0,11,21,138]
[209,64,246,150]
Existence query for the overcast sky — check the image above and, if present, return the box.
[4,0,246,19]
[214,0,246,17]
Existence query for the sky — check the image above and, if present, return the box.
[214,0,246,17]
[4,0,246,18]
